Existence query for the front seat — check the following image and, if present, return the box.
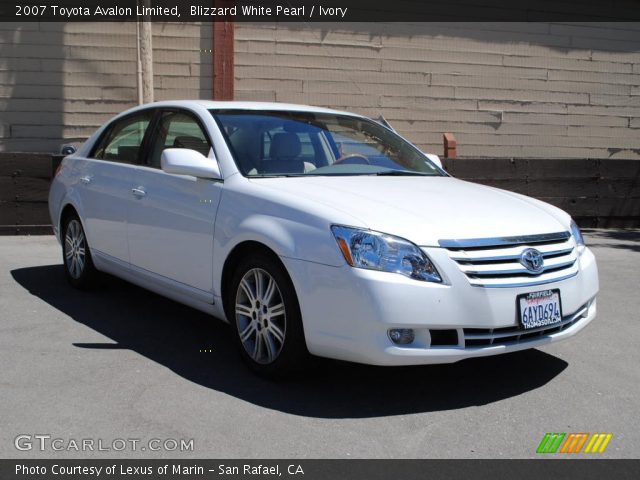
[173,135,210,156]
[261,132,306,174]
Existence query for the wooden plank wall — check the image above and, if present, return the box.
[0,22,213,153]
[235,22,640,160]
[0,153,54,234]
[442,158,640,228]
[1,153,638,234]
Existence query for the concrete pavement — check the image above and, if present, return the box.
[1,231,638,458]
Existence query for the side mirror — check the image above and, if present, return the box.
[424,153,443,169]
[61,144,77,155]
[161,148,221,179]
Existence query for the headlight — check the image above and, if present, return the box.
[570,220,585,252]
[331,225,442,283]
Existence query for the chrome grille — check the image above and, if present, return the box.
[439,231,578,288]
[463,302,589,348]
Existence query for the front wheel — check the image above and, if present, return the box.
[62,214,97,289]
[229,252,308,378]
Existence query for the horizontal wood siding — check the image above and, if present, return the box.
[235,22,640,159]
[2,153,638,233]
[443,158,640,228]
[0,22,213,153]
[0,153,53,233]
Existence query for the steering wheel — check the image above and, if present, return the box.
[334,153,371,165]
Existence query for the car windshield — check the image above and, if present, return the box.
[211,110,445,177]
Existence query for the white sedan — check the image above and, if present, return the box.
[49,101,599,377]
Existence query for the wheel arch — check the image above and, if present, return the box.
[55,186,87,232]
[60,203,79,229]
[220,240,295,322]
[57,200,93,249]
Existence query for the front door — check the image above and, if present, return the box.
[126,109,222,295]
[81,111,153,262]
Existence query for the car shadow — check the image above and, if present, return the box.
[11,264,568,419]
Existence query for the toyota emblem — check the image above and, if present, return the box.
[520,248,544,273]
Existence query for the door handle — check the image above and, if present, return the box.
[80,176,92,184]
[131,187,146,198]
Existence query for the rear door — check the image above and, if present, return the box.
[127,108,222,296]
[81,111,153,263]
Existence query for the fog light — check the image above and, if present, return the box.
[388,328,415,345]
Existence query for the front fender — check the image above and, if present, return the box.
[231,214,298,257]
[213,212,347,298]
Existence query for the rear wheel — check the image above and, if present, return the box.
[62,214,97,289]
[229,252,308,378]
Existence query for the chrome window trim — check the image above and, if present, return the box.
[438,231,571,249]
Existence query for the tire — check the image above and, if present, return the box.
[62,214,98,289]
[228,251,309,378]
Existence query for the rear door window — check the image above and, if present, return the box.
[92,112,153,164]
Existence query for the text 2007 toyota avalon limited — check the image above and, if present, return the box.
[49,101,599,376]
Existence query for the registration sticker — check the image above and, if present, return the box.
[517,289,562,329]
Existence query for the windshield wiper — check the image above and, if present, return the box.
[250,174,307,178]
[375,170,432,176]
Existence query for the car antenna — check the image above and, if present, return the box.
[376,115,396,132]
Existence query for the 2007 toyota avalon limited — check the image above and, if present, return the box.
[49,100,599,376]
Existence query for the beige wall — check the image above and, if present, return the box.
[2,22,639,158]
[0,22,212,152]
[235,22,640,159]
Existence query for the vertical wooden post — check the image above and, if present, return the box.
[137,0,154,104]
[213,2,234,100]
[139,19,154,103]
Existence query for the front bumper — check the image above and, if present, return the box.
[281,247,598,366]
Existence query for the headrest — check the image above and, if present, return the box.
[269,132,301,159]
[173,136,209,156]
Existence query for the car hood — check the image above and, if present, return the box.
[250,176,570,246]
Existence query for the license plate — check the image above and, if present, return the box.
[517,289,562,329]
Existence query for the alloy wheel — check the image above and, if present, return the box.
[235,268,287,365]
[64,219,86,279]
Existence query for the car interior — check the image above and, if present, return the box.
[223,116,347,175]
[215,111,441,177]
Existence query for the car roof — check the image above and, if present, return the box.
[122,100,361,117]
